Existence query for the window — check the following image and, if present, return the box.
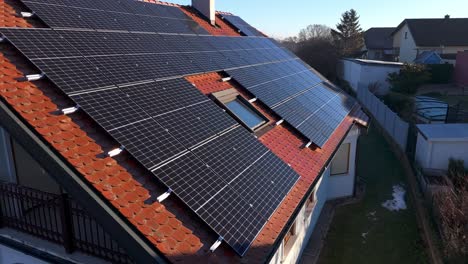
[404,32,408,39]
[213,89,268,131]
[283,222,296,245]
[330,143,350,175]
[225,99,266,130]
[305,190,316,209]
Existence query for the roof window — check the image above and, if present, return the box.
[213,89,268,131]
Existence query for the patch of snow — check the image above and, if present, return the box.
[382,185,407,211]
[366,211,378,221]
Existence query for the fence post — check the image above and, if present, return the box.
[60,193,75,253]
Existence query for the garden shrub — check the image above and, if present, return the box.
[383,92,415,121]
[387,63,431,94]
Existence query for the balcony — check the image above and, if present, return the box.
[0,183,133,264]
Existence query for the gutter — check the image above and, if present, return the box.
[0,235,78,264]
[0,99,168,264]
[265,123,356,263]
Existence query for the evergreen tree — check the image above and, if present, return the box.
[336,9,364,57]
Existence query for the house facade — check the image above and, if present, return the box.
[0,0,369,263]
[338,58,403,95]
[363,27,396,61]
[392,17,468,63]
[416,124,468,171]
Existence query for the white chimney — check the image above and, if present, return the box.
[192,0,216,26]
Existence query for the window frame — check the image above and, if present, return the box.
[330,143,351,176]
[212,89,269,132]
[283,221,297,245]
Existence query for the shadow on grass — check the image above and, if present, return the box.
[318,125,428,264]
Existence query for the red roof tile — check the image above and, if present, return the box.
[0,0,366,262]
[185,73,357,261]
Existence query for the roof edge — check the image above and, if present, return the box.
[265,122,356,262]
[0,99,168,264]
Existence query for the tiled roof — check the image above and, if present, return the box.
[364,27,395,50]
[185,72,359,261]
[394,18,468,47]
[0,0,366,262]
[141,0,241,36]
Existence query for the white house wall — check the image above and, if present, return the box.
[415,134,431,168]
[429,141,468,170]
[340,60,362,91]
[270,126,360,264]
[328,127,359,199]
[339,60,400,95]
[415,133,468,170]
[395,24,418,62]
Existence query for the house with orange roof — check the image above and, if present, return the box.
[0,0,369,263]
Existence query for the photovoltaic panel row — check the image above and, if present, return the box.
[273,84,355,146]
[227,61,354,147]
[21,0,208,34]
[155,126,300,255]
[2,27,302,255]
[71,76,299,255]
[1,29,296,94]
[221,14,264,37]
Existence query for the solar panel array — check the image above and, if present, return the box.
[226,64,355,147]
[1,27,301,256]
[21,0,208,34]
[221,14,264,37]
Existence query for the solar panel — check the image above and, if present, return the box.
[21,0,209,34]
[71,88,150,131]
[109,118,187,169]
[1,27,305,256]
[192,126,269,182]
[33,57,115,94]
[221,14,264,37]
[120,79,209,117]
[230,151,300,219]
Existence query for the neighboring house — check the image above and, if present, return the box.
[455,51,468,87]
[363,27,396,61]
[338,58,403,95]
[416,124,468,171]
[0,1,369,264]
[392,16,468,63]
[414,50,443,64]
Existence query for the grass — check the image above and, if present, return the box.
[318,125,428,264]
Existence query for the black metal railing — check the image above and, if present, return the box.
[0,183,133,264]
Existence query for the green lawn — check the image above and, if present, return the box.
[318,125,428,264]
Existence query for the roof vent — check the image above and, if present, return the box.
[192,0,216,25]
[445,14,450,19]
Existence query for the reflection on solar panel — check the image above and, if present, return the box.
[221,14,264,37]
[21,0,208,34]
[1,27,301,256]
[227,61,355,147]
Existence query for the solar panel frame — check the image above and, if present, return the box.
[1,27,312,256]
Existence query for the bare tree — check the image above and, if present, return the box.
[297,24,333,42]
[433,173,468,258]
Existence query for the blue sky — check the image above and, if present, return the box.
[171,0,468,38]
